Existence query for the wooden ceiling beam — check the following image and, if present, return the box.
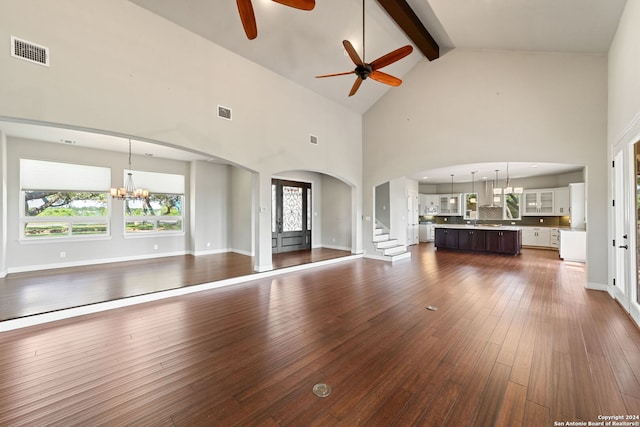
[376,0,439,61]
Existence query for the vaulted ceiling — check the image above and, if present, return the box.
[130,0,627,114]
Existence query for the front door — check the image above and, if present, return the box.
[272,179,311,253]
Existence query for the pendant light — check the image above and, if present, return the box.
[503,162,523,194]
[109,139,149,200]
[449,174,456,204]
[493,169,501,204]
[493,168,502,196]
[470,171,477,203]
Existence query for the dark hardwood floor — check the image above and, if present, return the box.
[1,244,639,426]
[0,248,352,321]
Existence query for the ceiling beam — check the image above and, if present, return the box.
[376,0,439,61]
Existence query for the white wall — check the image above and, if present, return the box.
[229,166,254,256]
[190,161,231,255]
[321,174,352,250]
[608,0,640,142]
[5,137,191,271]
[389,177,408,245]
[608,0,640,324]
[0,132,6,276]
[0,0,363,271]
[364,48,608,287]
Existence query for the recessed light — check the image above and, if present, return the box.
[531,164,539,168]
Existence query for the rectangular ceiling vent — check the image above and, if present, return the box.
[217,105,232,121]
[11,36,49,66]
[309,134,318,145]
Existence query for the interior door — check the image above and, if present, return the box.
[272,179,311,253]
[407,191,419,245]
[613,148,631,312]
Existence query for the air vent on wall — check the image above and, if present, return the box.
[309,134,318,145]
[11,36,49,66]
[217,105,232,121]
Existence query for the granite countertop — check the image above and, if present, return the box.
[434,224,522,231]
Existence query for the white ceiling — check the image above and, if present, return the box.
[1,0,625,180]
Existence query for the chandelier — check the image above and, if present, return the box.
[109,139,149,200]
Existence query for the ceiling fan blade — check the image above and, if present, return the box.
[343,40,364,67]
[349,77,364,97]
[369,70,402,87]
[315,71,355,78]
[370,45,413,70]
[271,0,315,11]
[236,0,258,40]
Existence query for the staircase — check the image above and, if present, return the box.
[373,227,411,262]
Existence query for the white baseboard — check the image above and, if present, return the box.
[7,251,189,274]
[364,253,392,262]
[630,302,640,329]
[231,248,254,257]
[191,247,230,256]
[586,281,611,294]
[321,244,352,251]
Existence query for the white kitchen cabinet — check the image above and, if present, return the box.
[419,224,428,242]
[554,187,570,215]
[419,194,439,215]
[419,223,436,242]
[522,227,552,248]
[523,189,555,216]
[418,194,427,216]
[439,194,461,216]
[559,229,586,262]
[550,228,560,249]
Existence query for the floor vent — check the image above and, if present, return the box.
[11,36,49,66]
[309,134,318,145]
[217,105,232,121]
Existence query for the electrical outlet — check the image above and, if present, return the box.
[60,251,66,258]
[539,218,544,223]
[206,242,211,247]
[153,244,158,250]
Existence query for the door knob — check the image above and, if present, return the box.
[619,245,629,250]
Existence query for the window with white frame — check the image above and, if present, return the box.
[121,170,185,235]
[504,193,522,220]
[20,159,111,239]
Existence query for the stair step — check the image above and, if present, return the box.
[373,233,390,242]
[387,251,411,262]
[384,245,407,256]
[376,239,399,249]
[374,228,384,235]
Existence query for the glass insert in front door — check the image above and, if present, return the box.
[272,179,311,253]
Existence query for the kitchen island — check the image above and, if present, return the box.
[435,224,522,255]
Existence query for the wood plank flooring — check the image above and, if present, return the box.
[0,248,351,321]
[1,244,639,426]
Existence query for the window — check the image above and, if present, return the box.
[120,170,185,235]
[20,159,110,240]
[504,193,521,220]
[124,194,183,234]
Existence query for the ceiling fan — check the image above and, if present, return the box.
[236,0,315,40]
[315,0,413,96]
